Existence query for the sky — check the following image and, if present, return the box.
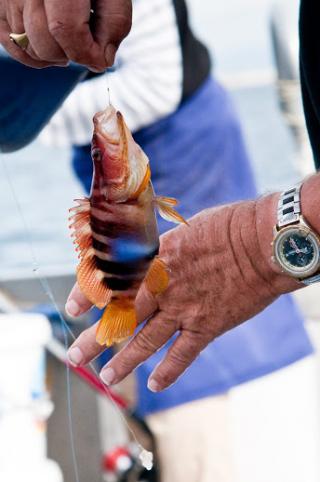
[187,0,299,76]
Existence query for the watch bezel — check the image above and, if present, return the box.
[273,224,320,278]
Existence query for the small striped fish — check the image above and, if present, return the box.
[69,105,187,347]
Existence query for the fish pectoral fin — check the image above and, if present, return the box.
[144,257,169,296]
[154,196,189,225]
[155,196,178,206]
[77,254,112,309]
[96,299,137,347]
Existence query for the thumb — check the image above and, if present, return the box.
[93,0,132,67]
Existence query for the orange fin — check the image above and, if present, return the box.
[131,164,151,199]
[155,196,178,206]
[69,198,91,257]
[96,298,137,347]
[144,257,169,296]
[154,197,189,225]
[77,254,112,309]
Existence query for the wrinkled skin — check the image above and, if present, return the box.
[66,192,301,392]
[0,0,132,70]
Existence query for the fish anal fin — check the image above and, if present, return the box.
[77,254,112,309]
[96,298,137,347]
[145,257,169,296]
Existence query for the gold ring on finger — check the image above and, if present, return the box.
[9,32,29,50]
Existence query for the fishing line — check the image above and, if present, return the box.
[106,75,112,106]
[0,155,153,470]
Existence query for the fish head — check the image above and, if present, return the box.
[92,105,150,202]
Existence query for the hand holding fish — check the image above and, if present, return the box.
[0,0,132,70]
[67,189,300,392]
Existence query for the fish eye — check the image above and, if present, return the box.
[92,148,102,161]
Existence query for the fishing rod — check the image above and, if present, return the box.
[47,336,129,410]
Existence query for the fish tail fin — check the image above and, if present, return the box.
[154,196,189,225]
[96,298,137,347]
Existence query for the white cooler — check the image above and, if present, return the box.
[0,313,63,482]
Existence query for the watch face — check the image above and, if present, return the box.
[274,227,320,277]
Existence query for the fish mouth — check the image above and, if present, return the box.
[93,106,120,143]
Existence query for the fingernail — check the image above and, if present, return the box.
[147,379,161,393]
[65,299,80,317]
[88,64,104,73]
[100,367,116,386]
[67,346,84,366]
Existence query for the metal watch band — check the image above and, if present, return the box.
[277,184,320,285]
[277,185,301,228]
[301,273,320,286]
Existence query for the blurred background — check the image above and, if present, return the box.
[1,1,320,482]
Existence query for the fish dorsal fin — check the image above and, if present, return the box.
[96,298,137,347]
[69,198,91,255]
[154,196,189,225]
[69,198,112,309]
[144,257,169,296]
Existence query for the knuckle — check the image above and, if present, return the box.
[116,354,135,373]
[48,20,72,38]
[133,331,158,356]
[76,329,91,347]
[169,348,191,367]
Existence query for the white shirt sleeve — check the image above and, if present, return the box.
[40,0,183,147]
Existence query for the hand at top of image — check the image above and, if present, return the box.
[0,0,132,70]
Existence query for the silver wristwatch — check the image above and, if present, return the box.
[272,185,320,285]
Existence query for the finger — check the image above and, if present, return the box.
[23,0,67,63]
[65,282,93,317]
[6,0,48,62]
[5,0,24,33]
[147,332,208,392]
[67,321,105,366]
[93,0,132,66]
[44,0,106,70]
[135,282,158,324]
[0,17,53,68]
[99,314,176,386]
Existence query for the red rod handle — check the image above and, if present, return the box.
[68,363,129,410]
